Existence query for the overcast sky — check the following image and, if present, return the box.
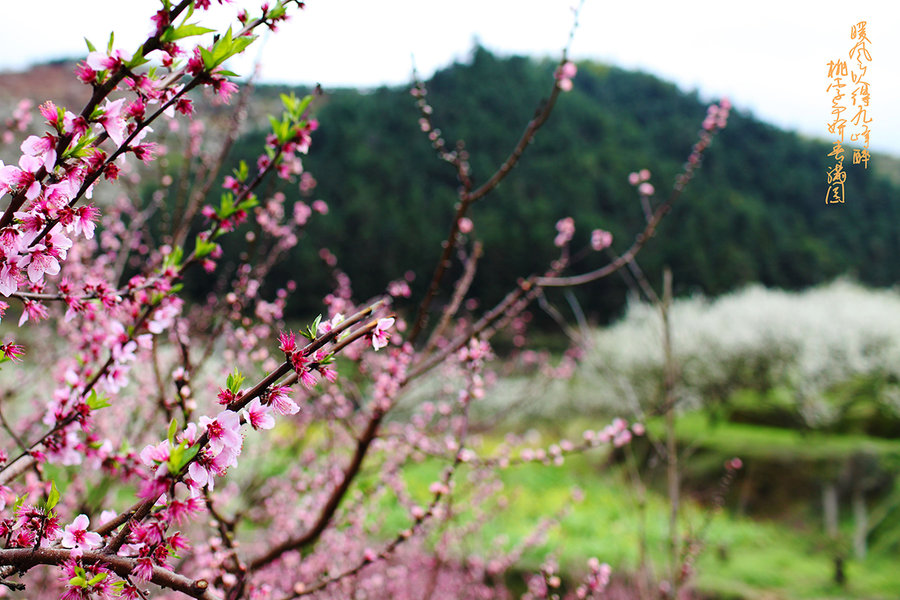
[3,1,898,156]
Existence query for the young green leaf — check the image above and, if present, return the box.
[167,418,178,446]
[226,368,245,394]
[194,235,218,259]
[46,481,60,511]
[86,390,111,411]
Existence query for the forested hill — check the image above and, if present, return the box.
[238,48,899,320]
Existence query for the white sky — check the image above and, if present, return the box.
[3,1,899,156]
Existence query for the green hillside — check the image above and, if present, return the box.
[224,47,900,320]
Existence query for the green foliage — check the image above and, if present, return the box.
[199,27,256,72]
[226,368,245,394]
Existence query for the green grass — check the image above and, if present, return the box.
[354,423,900,599]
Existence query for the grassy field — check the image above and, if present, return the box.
[375,418,900,599]
[363,282,900,598]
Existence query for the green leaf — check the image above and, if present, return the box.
[159,25,177,43]
[199,46,216,71]
[233,160,249,181]
[167,447,182,473]
[107,31,115,54]
[237,195,258,211]
[87,573,108,585]
[280,92,298,113]
[69,576,87,588]
[226,368,245,394]
[268,115,282,138]
[219,191,235,218]
[46,481,60,510]
[204,27,257,71]
[294,94,314,120]
[84,38,97,53]
[181,442,200,466]
[163,246,184,269]
[268,5,287,20]
[167,418,178,446]
[168,440,200,473]
[304,314,323,340]
[126,52,150,69]
[86,390,111,410]
[63,132,99,160]
[216,69,240,78]
[161,22,215,43]
[194,235,217,259]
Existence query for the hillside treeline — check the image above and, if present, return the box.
[211,47,900,322]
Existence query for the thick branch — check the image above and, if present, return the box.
[0,548,219,600]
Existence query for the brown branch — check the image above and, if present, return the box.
[248,405,384,572]
[0,548,219,600]
[407,63,568,345]
[423,241,483,356]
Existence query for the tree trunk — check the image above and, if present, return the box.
[853,486,867,559]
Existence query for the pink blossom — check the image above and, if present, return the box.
[131,557,155,581]
[86,49,128,72]
[278,330,297,354]
[212,77,239,102]
[555,61,577,92]
[299,368,318,389]
[187,446,235,491]
[387,280,411,298]
[70,205,100,239]
[0,343,24,362]
[590,229,613,251]
[0,155,43,200]
[372,317,395,351]
[199,410,242,457]
[18,299,49,327]
[61,514,102,550]
[245,399,275,430]
[458,217,473,234]
[98,98,127,147]
[638,182,655,196]
[553,217,575,248]
[268,386,299,416]
[0,263,20,297]
[20,134,57,170]
[294,201,311,226]
[39,101,60,128]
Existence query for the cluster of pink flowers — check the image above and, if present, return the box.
[703,97,731,131]
[554,216,575,248]
[555,61,578,92]
[629,167,654,196]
